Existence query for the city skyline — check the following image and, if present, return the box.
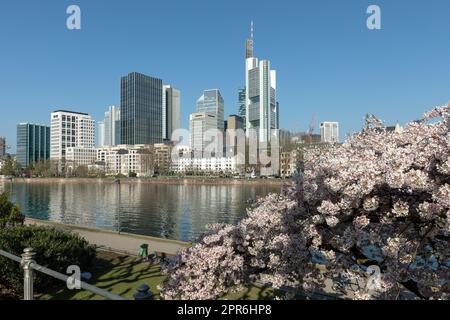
[2,1,450,152]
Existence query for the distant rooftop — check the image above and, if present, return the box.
[52,110,89,116]
[122,72,162,81]
[17,123,49,127]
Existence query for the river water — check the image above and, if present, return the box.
[0,181,281,242]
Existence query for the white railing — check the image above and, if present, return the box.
[0,247,132,300]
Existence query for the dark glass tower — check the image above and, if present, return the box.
[238,87,246,130]
[120,72,163,145]
[16,123,50,168]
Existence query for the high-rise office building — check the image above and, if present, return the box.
[50,110,95,161]
[100,105,121,147]
[121,72,163,145]
[189,112,218,157]
[225,115,245,157]
[0,137,5,157]
[320,122,339,143]
[227,115,244,131]
[16,123,50,168]
[98,121,105,147]
[197,89,224,132]
[245,22,279,142]
[162,85,181,141]
[238,87,246,130]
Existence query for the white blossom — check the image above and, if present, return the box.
[161,105,450,300]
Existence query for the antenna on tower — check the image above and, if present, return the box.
[246,20,254,59]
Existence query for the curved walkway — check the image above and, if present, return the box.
[25,218,190,256]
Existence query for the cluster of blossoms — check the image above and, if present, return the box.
[161,105,450,300]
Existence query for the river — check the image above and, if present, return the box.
[0,181,281,242]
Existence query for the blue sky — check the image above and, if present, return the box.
[1,0,450,152]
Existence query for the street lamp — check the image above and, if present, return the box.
[115,177,121,233]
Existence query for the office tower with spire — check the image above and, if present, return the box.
[245,21,279,142]
[246,21,254,59]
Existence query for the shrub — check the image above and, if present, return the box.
[0,192,24,228]
[161,105,450,300]
[0,225,96,294]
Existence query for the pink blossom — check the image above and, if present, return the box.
[161,105,450,300]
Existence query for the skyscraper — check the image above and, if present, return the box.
[162,85,181,142]
[320,122,339,143]
[16,123,50,168]
[121,72,163,145]
[245,22,279,142]
[0,137,5,157]
[189,112,218,158]
[98,121,105,147]
[101,105,121,147]
[50,110,95,161]
[238,87,246,130]
[197,89,224,133]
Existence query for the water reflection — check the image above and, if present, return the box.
[1,182,280,242]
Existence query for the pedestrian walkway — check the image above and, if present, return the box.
[25,218,190,256]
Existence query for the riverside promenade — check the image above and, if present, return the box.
[25,218,190,256]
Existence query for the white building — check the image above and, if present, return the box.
[245,22,279,142]
[66,147,97,168]
[50,110,95,165]
[172,156,238,174]
[162,86,181,142]
[320,122,339,143]
[189,112,219,158]
[96,144,154,177]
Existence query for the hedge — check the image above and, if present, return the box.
[0,225,96,294]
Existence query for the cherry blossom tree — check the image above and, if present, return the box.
[161,105,450,300]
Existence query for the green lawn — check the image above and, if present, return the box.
[39,250,274,300]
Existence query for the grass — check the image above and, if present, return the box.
[39,250,275,300]
[39,250,165,300]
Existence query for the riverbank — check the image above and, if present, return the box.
[4,176,290,186]
[25,218,191,256]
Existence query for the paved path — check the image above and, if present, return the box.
[25,218,190,256]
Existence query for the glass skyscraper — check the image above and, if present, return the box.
[16,123,50,168]
[244,23,279,142]
[120,72,163,145]
[99,105,121,147]
[238,87,246,130]
[162,85,181,142]
[196,89,224,132]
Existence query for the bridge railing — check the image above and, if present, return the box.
[0,247,128,300]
